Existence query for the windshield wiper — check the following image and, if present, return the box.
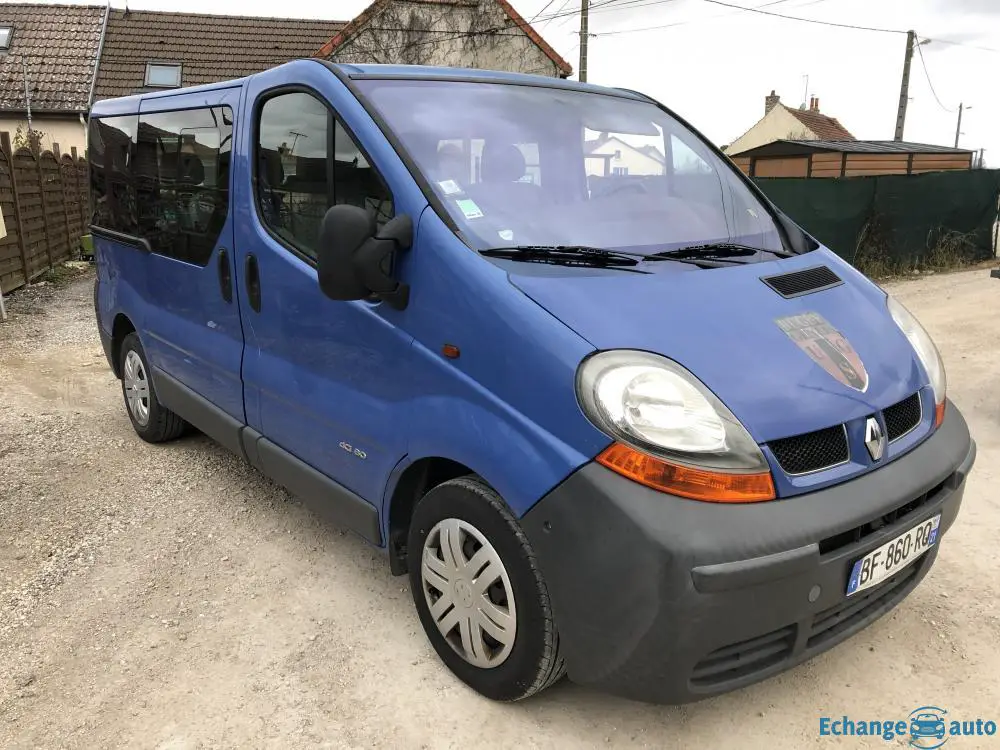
[480,245,650,273]
[656,242,796,260]
[480,242,789,271]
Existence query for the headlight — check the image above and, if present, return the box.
[576,350,775,503]
[886,295,946,425]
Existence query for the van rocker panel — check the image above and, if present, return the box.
[151,368,381,546]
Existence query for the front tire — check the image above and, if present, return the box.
[119,332,186,443]
[407,476,565,701]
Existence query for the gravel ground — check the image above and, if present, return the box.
[1,266,998,749]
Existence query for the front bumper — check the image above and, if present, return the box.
[520,400,976,704]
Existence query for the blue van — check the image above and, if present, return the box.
[90,60,976,704]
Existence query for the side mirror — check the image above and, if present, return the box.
[317,204,413,310]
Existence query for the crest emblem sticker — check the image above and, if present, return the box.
[775,312,869,392]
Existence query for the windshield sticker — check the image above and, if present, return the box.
[498,229,514,241]
[455,199,484,220]
[438,179,462,195]
[775,312,868,392]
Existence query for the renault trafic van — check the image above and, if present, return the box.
[91,60,976,704]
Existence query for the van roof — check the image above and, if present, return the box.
[90,73,248,117]
[89,59,647,117]
[329,61,648,101]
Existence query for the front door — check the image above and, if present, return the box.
[232,64,416,507]
[135,88,245,423]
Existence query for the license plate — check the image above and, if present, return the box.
[846,515,941,596]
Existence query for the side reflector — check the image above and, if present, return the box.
[934,401,946,428]
[596,443,776,503]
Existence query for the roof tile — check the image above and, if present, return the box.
[786,106,855,141]
[93,9,345,100]
[0,3,105,112]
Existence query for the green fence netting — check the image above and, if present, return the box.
[753,169,1000,268]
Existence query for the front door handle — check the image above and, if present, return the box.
[245,253,261,313]
[217,248,233,303]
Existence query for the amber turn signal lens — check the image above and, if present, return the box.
[934,401,946,428]
[596,443,776,503]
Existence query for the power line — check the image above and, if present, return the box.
[529,0,560,23]
[699,0,906,34]
[539,0,574,29]
[323,0,640,62]
[363,0,650,35]
[596,0,850,37]
[915,38,958,112]
[544,0,677,31]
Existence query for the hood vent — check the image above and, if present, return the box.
[761,265,843,298]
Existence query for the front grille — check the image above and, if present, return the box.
[807,562,922,649]
[818,477,948,555]
[884,392,922,442]
[760,265,843,298]
[768,424,850,475]
[691,625,795,687]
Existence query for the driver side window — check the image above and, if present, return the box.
[255,91,394,261]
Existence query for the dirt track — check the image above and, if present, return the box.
[1,267,999,749]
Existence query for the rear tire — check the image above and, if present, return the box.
[407,475,565,701]
[119,332,186,443]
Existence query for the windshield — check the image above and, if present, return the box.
[355,79,784,254]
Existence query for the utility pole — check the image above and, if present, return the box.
[578,0,589,83]
[954,103,969,148]
[894,30,916,142]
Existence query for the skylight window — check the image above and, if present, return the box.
[144,63,182,88]
[0,26,13,50]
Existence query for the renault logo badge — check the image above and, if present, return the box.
[864,417,886,462]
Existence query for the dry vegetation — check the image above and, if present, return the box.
[852,215,992,280]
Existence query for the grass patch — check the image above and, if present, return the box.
[922,228,980,271]
[38,262,91,288]
[852,216,910,279]
[851,215,987,281]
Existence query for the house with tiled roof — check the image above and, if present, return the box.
[584,134,664,177]
[725,90,855,157]
[92,8,346,100]
[0,2,107,154]
[315,0,572,78]
[1,0,571,156]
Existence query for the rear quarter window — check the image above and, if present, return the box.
[89,115,139,235]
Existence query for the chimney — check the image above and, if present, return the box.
[809,96,820,112]
[765,89,780,115]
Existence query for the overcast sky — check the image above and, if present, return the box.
[36,0,1000,164]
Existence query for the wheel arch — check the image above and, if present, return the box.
[110,313,137,378]
[384,456,475,575]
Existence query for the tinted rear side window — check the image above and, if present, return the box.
[89,115,139,235]
[135,106,233,266]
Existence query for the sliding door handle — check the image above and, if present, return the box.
[245,253,261,313]
[217,248,233,303]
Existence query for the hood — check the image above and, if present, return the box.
[510,249,926,443]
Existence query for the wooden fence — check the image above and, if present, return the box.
[0,131,89,294]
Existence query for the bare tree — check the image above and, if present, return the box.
[328,1,561,77]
